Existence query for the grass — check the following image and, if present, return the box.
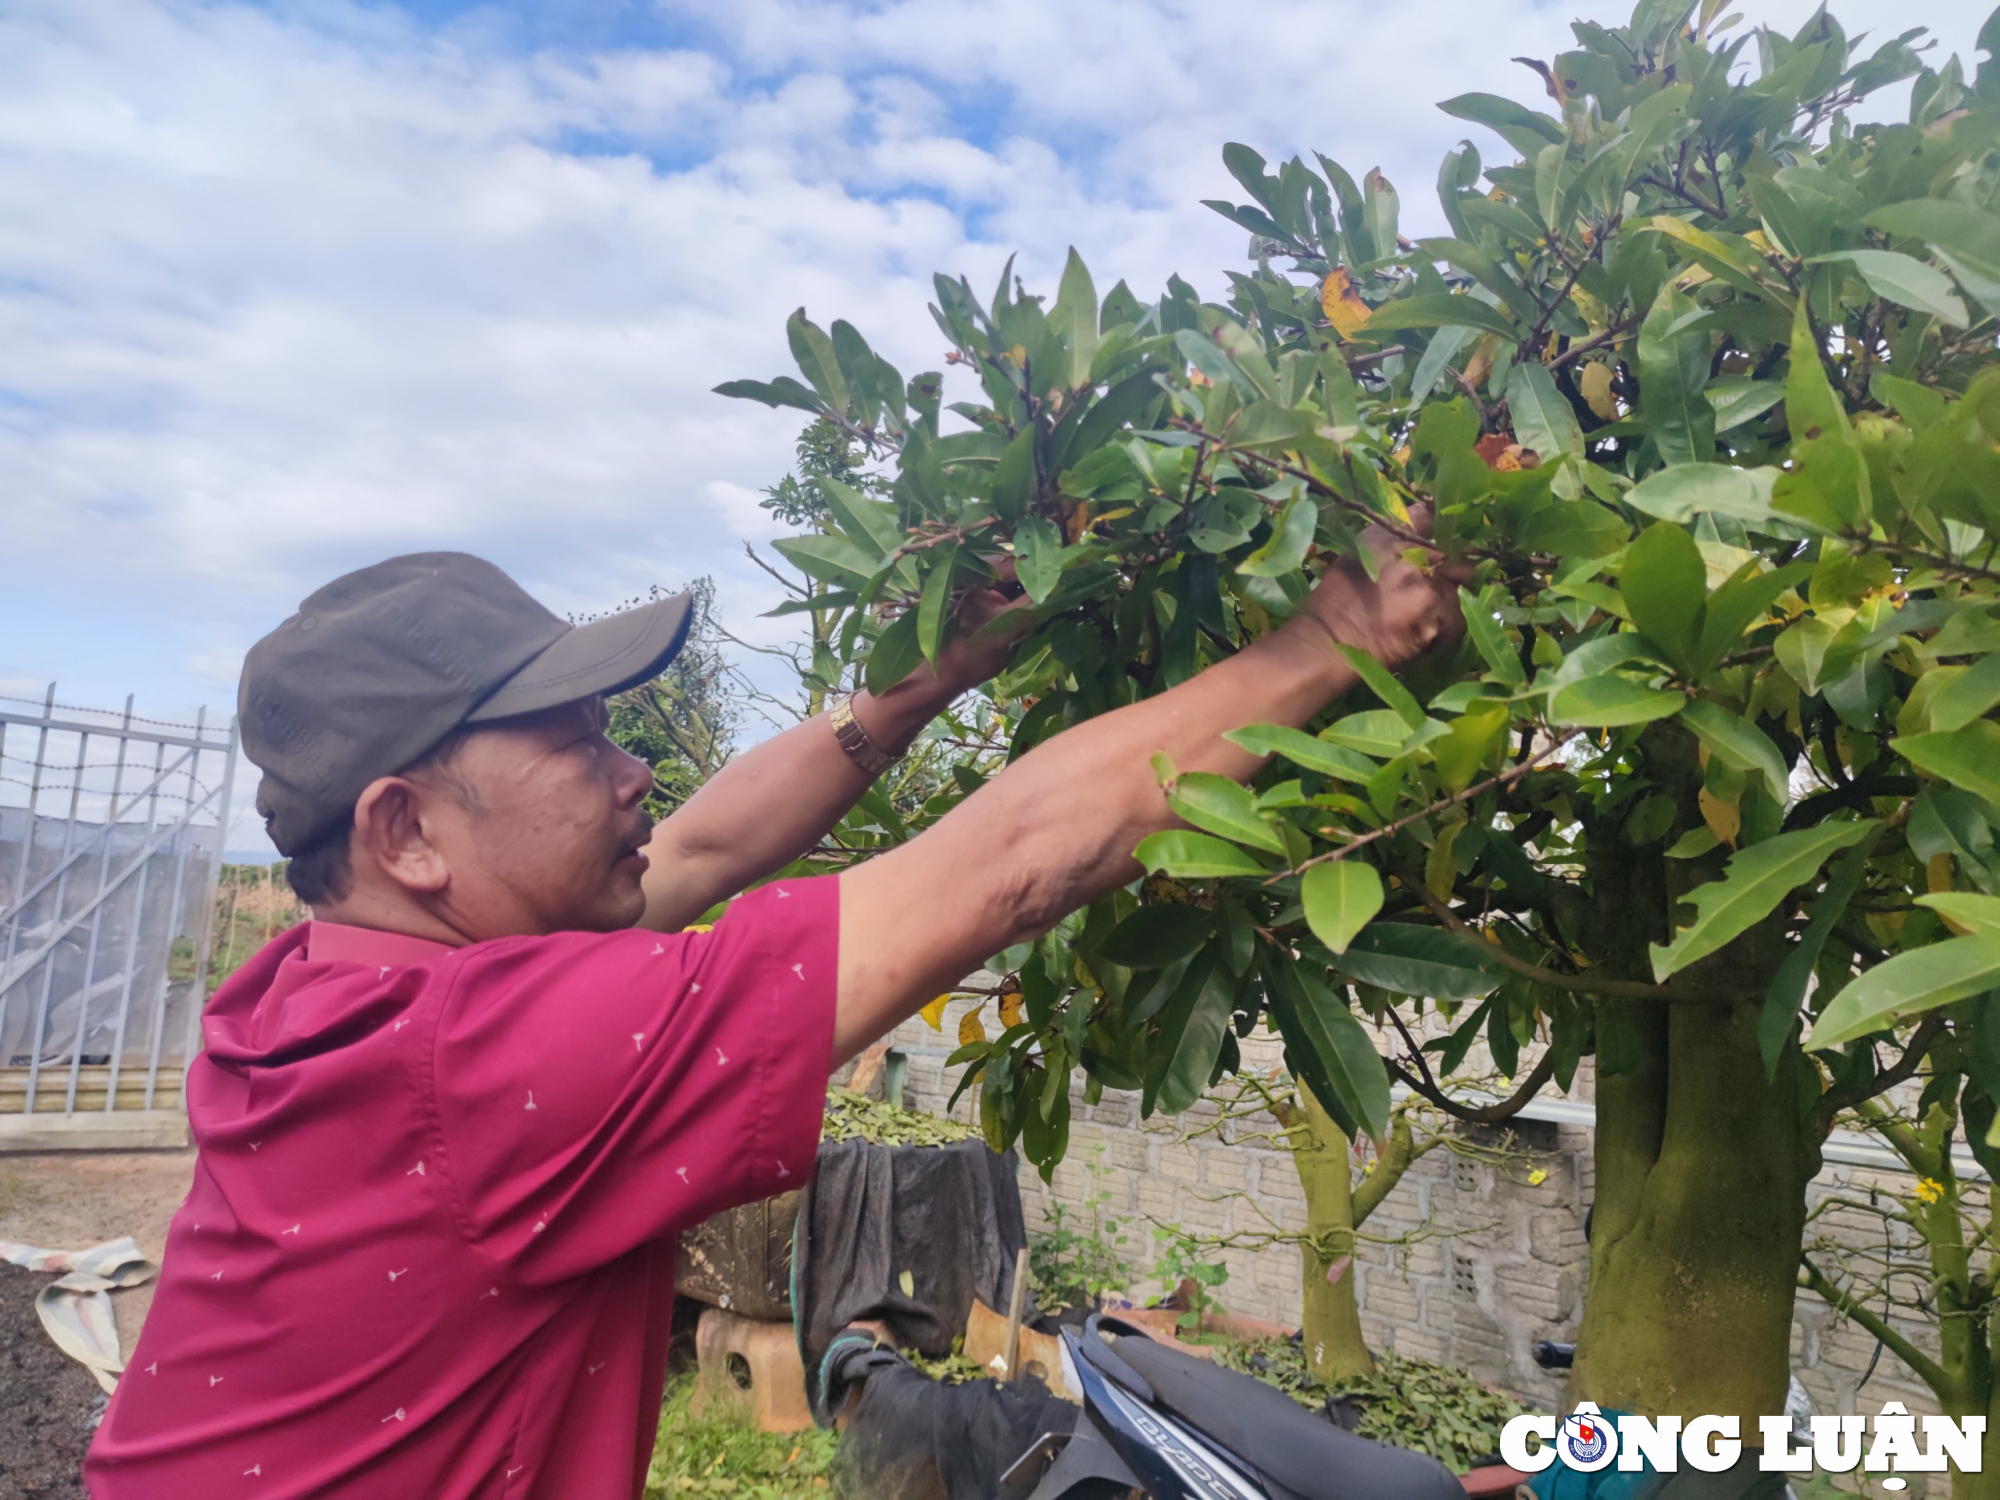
[645,1378,837,1498]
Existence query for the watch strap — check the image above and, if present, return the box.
[830,693,898,778]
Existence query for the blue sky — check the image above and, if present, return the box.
[2,0,1992,851]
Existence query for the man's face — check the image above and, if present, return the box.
[408,698,656,936]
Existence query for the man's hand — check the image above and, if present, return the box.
[1297,508,1470,670]
[857,583,1035,750]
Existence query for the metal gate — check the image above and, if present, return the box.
[0,685,238,1148]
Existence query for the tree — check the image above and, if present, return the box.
[1805,1017,2000,1497]
[723,0,2000,1452]
[602,578,739,820]
[1187,1071,1538,1386]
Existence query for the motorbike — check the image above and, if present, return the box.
[1000,1313,1532,1500]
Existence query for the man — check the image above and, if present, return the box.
[86,528,1461,1498]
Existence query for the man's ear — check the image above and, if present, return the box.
[351,776,451,896]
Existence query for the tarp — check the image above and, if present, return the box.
[794,1136,1028,1420]
[0,1237,157,1394]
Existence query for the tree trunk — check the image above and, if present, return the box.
[1287,1088,1373,1385]
[1571,995,1810,1430]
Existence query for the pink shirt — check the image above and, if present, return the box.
[86,877,838,1499]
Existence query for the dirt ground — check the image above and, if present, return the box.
[0,1147,195,1498]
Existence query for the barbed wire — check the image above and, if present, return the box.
[0,693,225,735]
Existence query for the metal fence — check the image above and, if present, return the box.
[0,685,238,1145]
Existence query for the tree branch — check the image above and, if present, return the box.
[1800,1255,1951,1395]
[1547,317,1644,374]
[1815,1014,1948,1134]
[1404,876,1702,1003]
[1277,731,1581,882]
[1387,1053,1560,1125]
[1640,171,1726,220]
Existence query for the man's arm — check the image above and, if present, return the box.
[636,596,1024,932]
[832,526,1465,1064]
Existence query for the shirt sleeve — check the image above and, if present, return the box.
[429,876,838,1284]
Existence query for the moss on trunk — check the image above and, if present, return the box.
[1573,996,1811,1426]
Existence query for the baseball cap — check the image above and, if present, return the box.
[239,553,692,856]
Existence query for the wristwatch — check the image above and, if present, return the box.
[830,693,898,779]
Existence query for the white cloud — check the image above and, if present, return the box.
[0,0,1991,794]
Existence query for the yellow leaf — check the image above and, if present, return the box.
[898,1269,915,1296]
[959,1005,987,1047]
[1320,268,1372,340]
[998,989,1025,1028]
[1579,362,1619,421]
[1528,1168,1549,1186]
[1699,788,1742,848]
[919,995,951,1031]
[1462,348,1494,392]
[681,923,714,934]
[1928,852,1978,934]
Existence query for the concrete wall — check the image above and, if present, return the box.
[871,995,1945,1425]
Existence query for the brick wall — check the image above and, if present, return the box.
[869,995,1945,1424]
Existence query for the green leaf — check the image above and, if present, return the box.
[1335,644,1427,731]
[712,376,827,416]
[865,609,925,695]
[1927,653,2000,734]
[771,533,880,586]
[1415,238,1542,325]
[1807,933,2000,1049]
[1638,285,1716,466]
[1866,199,2000,273]
[1507,361,1585,465]
[1650,820,1878,981]
[916,548,956,666]
[1705,377,1787,434]
[1785,298,1849,445]
[1262,956,1391,1141]
[1361,295,1521,341]
[1666,827,1721,858]
[1333,924,1504,1001]
[1809,249,1969,327]
[787,308,851,415]
[992,428,1037,523]
[1052,247,1100,391]
[1433,699,1512,793]
[1547,675,1685,727]
[1622,464,1779,525]
[1437,92,1566,154]
[1223,723,1381,782]
[1322,709,1421,758]
[1678,699,1791,799]
[1015,514,1065,604]
[1761,830,1878,1077]
[1302,862,1385,956]
[1133,830,1272,879]
[1918,892,2000,933]
[1895,721,2000,807]
[1167,772,1287,855]
[1296,970,1393,1141]
[1621,522,1707,674]
[1692,561,1812,678]
[821,477,901,558]
[1459,588,1527,689]
[1095,906,1217,969]
[1238,494,1317,577]
[1148,954,1237,1116]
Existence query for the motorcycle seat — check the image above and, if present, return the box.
[1103,1332,1465,1500]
